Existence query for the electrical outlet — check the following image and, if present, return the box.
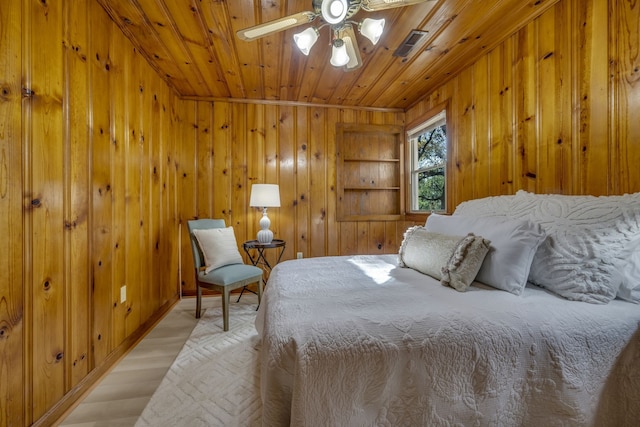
[297,252,303,259]
[120,285,126,303]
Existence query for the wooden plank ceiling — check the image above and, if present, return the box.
[96,0,558,109]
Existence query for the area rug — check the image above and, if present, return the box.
[135,297,262,427]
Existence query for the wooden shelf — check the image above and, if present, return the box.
[336,123,404,222]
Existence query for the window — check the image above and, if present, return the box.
[408,110,447,212]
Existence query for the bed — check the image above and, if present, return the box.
[255,192,640,426]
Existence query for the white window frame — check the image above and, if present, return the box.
[407,109,447,213]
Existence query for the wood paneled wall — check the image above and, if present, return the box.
[174,101,413,294]
[1,0,639,426]
[407,0,640,206]
[0,1,180,425]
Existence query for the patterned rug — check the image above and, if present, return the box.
[135,297,262,427]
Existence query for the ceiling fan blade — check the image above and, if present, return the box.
[361,0,433,12]
[338,25,363,71]
[237,11,317,41]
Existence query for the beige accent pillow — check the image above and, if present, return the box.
[441,234,491,292]
[398,226,490,291]
[193,227,244,274]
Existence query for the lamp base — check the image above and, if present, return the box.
[256,209,274,243]
[257,229,274,244]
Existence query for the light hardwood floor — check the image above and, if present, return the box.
[58,297,219,427]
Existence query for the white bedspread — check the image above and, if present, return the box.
[255,255,640,426]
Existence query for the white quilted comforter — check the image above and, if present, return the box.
[255,255,640,427]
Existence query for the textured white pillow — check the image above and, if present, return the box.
[527,227,622,303]
[193,227,244,274]
[619,238,640,303]
[398,226,490,292]
[453,193,517,218]
[426,214,545,295]
[511,191,640,303]
[453,191,640,303]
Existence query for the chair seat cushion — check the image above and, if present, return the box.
[198,263,263,286]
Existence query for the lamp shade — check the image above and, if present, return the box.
[293,27,319,55]
[249,184,281,207]
[359,18,385,45]
[330,39,350,67]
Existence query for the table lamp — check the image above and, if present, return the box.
[249,184,281,243]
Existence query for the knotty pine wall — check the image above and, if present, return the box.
[407,0,640,204]
[1,0,639,426]
[174,101,412,294]
[1,1,180,425]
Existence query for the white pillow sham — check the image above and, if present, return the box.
[425,214,545,295]
[511,190,639,303]
[527,227,622,303]
[193,226,244,274]
[619,238,640,303]
[398,226,490,292]
[453,191,640,303]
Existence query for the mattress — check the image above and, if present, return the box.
[255,254,640,426]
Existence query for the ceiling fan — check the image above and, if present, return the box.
[237,0,433,71]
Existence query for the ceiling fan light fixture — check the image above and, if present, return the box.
[330,39,350,67]
[359,18,385,45]
[238,0,432,70]
[322,0,349,24]
[293,27,320,55]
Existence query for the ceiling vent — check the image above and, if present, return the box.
[393,29,428,58]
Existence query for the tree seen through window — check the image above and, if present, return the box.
[410,114,446,212]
